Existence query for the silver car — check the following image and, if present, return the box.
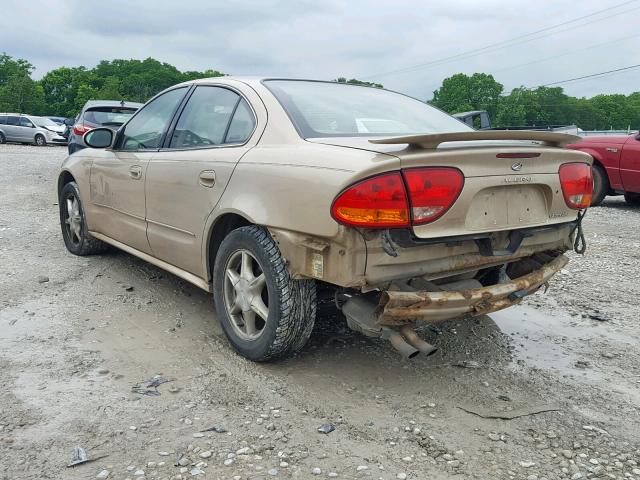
[0,113,67,146]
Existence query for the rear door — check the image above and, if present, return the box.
[145,85,259,276]
[620,135,640,193]
[88,87,188,253]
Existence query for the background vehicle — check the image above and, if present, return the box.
[566,134,640,206]
[48,116,70,126]
[58,78,592,362]
[67,100,142,154]
[0,113,67,146]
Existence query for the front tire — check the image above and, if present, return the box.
[213,226,316,362]
[34,134,46,146]
[624,193,640,206]
[59,181,110,255]
[590,164,608,206]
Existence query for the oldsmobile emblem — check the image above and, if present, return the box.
[511,162,523,171]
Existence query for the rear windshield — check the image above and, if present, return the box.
[263,80,472,138]
[84,107,137,126]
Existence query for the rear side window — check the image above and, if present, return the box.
[84,107,137,127]
[7,116,19,125]
[0,115,6,124]
[170,86,243,148]
[225,99,255,144]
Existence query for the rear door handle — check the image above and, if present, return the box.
[199,170,216,188]
[129,165,142,179]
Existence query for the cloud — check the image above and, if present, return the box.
[1,0,638,99]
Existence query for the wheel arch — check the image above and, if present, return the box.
[204,211,253,282]
[58,170,76,198]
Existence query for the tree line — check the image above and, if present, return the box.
[430,72,640,131]
[1,53,638,130]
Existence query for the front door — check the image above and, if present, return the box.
[620,135,640,193]
[145,85,259,276]
[88,86,189,253]
[17,116,35,141]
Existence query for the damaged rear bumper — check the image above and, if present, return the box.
[377,254,569,326]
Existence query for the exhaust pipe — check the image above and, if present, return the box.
[382,328,420,359]
[400,326,438,357]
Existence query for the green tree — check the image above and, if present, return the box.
[335,77,384,88]
[0,53,34,87]
[431,73,503,120]
[97,76,122,100]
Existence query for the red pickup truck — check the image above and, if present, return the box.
[566,133,640,206]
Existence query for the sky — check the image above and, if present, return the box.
[1,0,639,100]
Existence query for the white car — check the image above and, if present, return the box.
[0,113,67,146]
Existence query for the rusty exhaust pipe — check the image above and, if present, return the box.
[400,326,438,357]
[382,328,420,359]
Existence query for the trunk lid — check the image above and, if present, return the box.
[311,131,592,239]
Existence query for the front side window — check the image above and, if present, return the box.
[170,86,250,149]
[264,80,472,138]
[19,117,34,128]
[120,87,187,150]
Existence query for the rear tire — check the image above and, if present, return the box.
[59,181,110,256]
[624,193,640,206]
[34,134,46,146]
[213,225,316,362]
[590,164,608,206]
[0,132,5,144]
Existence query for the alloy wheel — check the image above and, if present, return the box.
[64,194,82,246]
[223,249,269,340]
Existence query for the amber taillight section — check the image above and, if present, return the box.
[331,172,410,228]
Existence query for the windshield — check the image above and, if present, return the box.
[84,107,137,126]
[264,80,472,138]
[34,117,58,127]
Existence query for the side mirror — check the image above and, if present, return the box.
[84,128,115,149]
[64,118,74,126]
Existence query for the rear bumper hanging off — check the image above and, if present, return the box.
[377,254,569,326]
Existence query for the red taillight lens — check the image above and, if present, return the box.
[403,167,464,224]
[559,163,593,209]
[72,124,92,136]
[331,172,410,227]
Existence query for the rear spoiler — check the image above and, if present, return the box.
[369,130,582,149]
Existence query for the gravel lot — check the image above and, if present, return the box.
[1,144,639,480]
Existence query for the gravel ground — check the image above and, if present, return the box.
[1,144,639,480]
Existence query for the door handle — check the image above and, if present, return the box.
[129,165,142,180]
[198,170,216,188]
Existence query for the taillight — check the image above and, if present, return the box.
[72,124,92,136]
[559,163,593,209]
[331,172,410,228]
[331,167,465,228]
[403,167,464,224]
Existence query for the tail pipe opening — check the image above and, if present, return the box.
[399,326,438,357]
[382,328,420,359]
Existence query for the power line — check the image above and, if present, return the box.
[540,64,640,86]
[361,0,639,79]
[493,32,640,73]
